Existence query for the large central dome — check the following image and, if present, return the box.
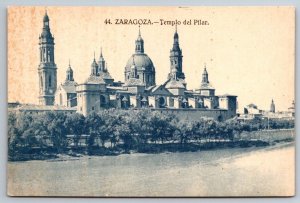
[125,53,155,72]
[124,27,156,87]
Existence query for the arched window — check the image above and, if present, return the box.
[59,93,63,105]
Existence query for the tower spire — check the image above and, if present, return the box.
[135,26,144,53]
[66,60,74,81]
[270,99,275,113]
[168,25,184,80]
[91,51,98,76]
[98,47,106,72]
[202,64,209,84]
[138,25,141,37]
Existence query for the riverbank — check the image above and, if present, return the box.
[8,130,294,162]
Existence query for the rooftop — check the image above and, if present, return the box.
[16,104,76,111]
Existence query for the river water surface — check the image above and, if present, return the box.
[7,143,295,197]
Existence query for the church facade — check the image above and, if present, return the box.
[38,12,237,121]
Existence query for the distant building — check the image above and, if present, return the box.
[240,100,294,120]
[270,99,275,113]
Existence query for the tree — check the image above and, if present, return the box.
[8,112,21,154]
[85,112,103,147]
[41,112,67,152]
[175,119,195,144]
[64,113,85,147]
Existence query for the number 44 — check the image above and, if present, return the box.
[104,19,112,24]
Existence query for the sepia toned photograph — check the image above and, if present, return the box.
[7,6,295,197]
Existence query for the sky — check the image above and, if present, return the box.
[7,6,295,112]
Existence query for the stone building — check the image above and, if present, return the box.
[37,12,237,121]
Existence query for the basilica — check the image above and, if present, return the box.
[38,12,237,121]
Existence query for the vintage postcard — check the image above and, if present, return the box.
[7,6,295,197]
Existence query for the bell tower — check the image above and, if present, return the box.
[168,25,185,80]
[38,10,57,105]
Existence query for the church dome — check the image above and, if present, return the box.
[125,54,155,72]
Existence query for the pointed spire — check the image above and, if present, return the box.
[91,51,97,67]
[202,63,209,84]
[91,51,98,76]
[270,99,275,113]
[138,25,140,36]
[135,26,144,53]
[99,47,105,62]
[174,24,179,39]
[66,59,74,81]
[43,8,49,23]
[98,48,105,72]
[138,25,141,37]
[172,25,180,51]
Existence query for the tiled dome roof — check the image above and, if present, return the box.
[125,54,155,72]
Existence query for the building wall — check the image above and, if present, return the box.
[76,83,108,116]
[151,108,234,121]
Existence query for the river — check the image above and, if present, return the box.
[7,143,295,197]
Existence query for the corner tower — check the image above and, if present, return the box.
[38,11,57,105]
[168,25,185,80]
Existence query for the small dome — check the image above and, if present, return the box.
[125,54,154,72]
